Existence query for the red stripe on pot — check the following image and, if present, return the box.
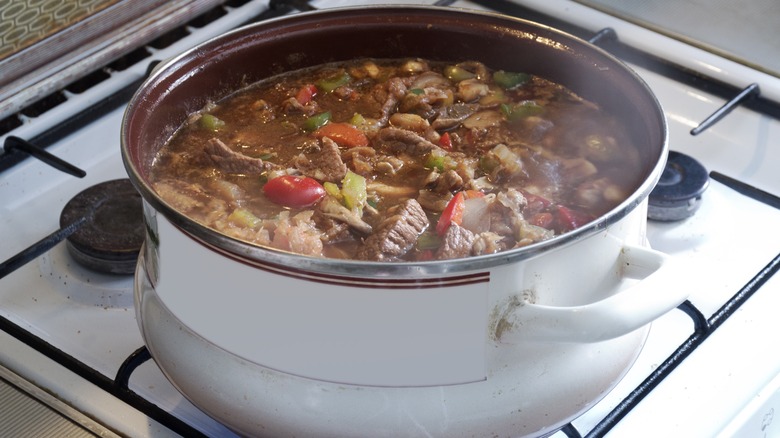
[184,227,490,289]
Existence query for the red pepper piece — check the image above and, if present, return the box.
[295,84,318,105]
[556,205,594,231]
[436,191,465,236]
[439,132,452,150]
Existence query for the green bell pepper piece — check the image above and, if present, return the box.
[493,70,531,89]
[303,111,331,132]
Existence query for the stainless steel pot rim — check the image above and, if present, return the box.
[121,5,669,277]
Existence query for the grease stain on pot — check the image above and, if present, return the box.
[491,291,536,342]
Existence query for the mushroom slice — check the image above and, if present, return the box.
[318,196,373,234]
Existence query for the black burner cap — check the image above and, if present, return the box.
[648,151,709,221]
[59,179,144,274]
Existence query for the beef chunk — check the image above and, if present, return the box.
[152,179,229,225]
[204,138,276,174]
[377,126,442,156]
[280,96,319,116]
[435,223,475,260]
[471,231,505,256]
[376,77,410,126]
[431,103,480,130]
[433,169,464,194]
[293,136,348,182]
[357,198,429,261]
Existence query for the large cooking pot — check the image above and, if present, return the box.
[122,6,686,437]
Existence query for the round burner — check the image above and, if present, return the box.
[648,151,709,221]
[59,179,144,275]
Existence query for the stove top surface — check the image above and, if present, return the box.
[576,0,780,78]
[1,0,780,437]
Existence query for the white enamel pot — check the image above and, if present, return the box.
[122,6,685,437]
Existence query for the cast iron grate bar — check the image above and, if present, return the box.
[710,171,780,210]
[0,315,208,437]
[0,217,87,280]
[268,0,316,12]
[115,346,153,389]
[3,136,86,178]
[471,0,780,122]
[690,83,761,135]
[561,173,780,437]
[0,75,144,175]
[0,2,286,175]
[577,252,780,438]
[588,27,617,45]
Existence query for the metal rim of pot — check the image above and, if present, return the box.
[121,5,668,277]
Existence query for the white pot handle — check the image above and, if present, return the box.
[496,244,688,344]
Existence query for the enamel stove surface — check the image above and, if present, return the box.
[1,1,779,437]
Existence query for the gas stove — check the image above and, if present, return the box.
[1,1,779,437]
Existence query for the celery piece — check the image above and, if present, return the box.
[349,113,367,129]
[341,171,367,211]
[323,181,342,200]
[479,155,500,173]
[228,208,262,228]
[303,111,331,132]
[199,113,225,131]
[424,152,456,172]
[416,231,442,250]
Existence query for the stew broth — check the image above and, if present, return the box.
[150,58,642,261]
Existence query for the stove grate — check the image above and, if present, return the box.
[2,1,780,436]
[562,173,780,437]
[0,313,208,437]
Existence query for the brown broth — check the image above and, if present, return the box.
[150,58,642,261]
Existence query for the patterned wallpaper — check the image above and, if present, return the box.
[0,0,121,61]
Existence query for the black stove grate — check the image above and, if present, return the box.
[1,1,780,437]
[565,236,780,437]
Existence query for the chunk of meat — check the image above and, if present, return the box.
[388,113,440,143]
[417,189,451,213]
[357,198,429,261]
[280,96,320,116]
[341,146,377,176]
[312,214,352,244]
[434,223,475,260]
[204,138,277,174]
[293,136,348,182]
[377,126,442,156]
[431,103,480,130]
[471,231,505,255]
[153,179,229,225]
[375,77,410,126]
[456,78,489,102]
[399,86,452,117]
[488,188,527,238]
[432,169,464,194]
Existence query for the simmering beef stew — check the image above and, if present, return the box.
[150,58,642,261]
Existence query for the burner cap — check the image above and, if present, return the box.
[59,179,144,275]
[648,151,709,221]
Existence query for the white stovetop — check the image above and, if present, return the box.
[1,0,780,437]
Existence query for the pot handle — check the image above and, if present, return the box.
[496,244,688,344]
